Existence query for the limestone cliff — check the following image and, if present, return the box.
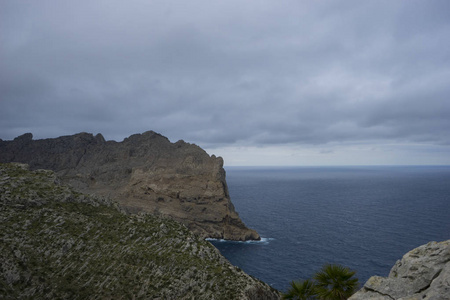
[350,240,450,300]
[0,163,280,299]
[0,131,259,241]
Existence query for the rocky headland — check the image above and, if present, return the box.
[0,131,259,241]
[0,163,280,299]
[350,240,450,300]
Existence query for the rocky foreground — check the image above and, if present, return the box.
[350,240,450,300]
[0,163,280,299]
[0,131,259,241]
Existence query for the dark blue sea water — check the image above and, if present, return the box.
[209,166,450,292]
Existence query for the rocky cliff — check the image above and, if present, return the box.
[350,240,450,300]
[0,131,259,241]
[0,163,280,299]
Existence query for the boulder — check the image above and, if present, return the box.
[350,240,450,300]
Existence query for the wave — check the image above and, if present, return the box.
[206,237,274,245]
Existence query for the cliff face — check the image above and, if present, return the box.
[0,131,259,241]
[0,163,279,299]
[350,240,450,300]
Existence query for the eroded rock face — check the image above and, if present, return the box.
[0,131,260,240]
[350,240,450,300]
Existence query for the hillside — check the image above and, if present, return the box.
[0,163,280,299]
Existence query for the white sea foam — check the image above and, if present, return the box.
[206,237,274,245]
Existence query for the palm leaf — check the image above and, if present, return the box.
[283,279,317,300]
[314,264,358,300]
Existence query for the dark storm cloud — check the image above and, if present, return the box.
[1,0,450,155]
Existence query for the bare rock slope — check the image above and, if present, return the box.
[0,131,259,241]
[350,240,450,300]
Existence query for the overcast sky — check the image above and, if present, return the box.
[1,1,450,166]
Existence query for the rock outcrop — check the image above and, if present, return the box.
[350,240,450,300]
[0,163,280,299]
[0,132,259,241]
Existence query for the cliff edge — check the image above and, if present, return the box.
[0,131,259,241]
[350,240,450,300]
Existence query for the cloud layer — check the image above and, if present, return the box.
[1,1,450,164]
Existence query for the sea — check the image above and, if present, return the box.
[208,166,450,292]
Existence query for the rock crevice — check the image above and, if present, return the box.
[363,286,395,300]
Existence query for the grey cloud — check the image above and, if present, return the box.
[1,0,449,161]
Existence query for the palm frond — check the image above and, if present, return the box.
[314,264,359,300]
[283,279,317,300]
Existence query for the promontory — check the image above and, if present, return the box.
[0,131,259,241]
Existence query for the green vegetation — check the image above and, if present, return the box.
[283,264,358,300]
[283,279,316,300]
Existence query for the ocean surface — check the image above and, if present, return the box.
[209,166,450,292]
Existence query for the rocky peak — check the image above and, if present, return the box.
[0,131,259,241]
[14,132,33,142]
